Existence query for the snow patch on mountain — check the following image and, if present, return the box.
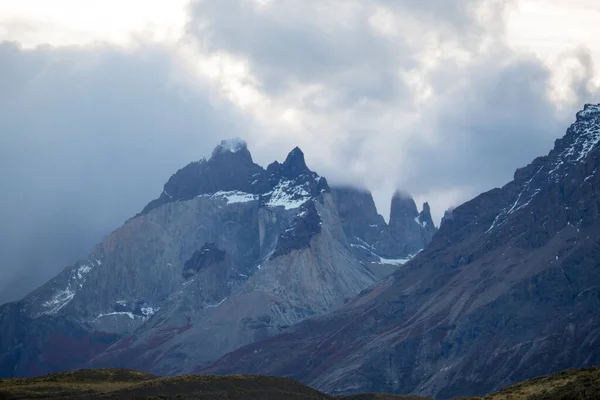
[351,237,418,265]
[42,287,75,315]
[487,167,544,234]
[141,306,159,318]
[200,190,258,204]
[197,191,258,204]
[206,297,228,308]
[377,255,413,265]
[414,216,428,228]
[265,180,312,210]
[93,311,137,322]
[41,259,100,315]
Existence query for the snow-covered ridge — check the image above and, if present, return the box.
[487,105,600,234]
[195,179,321,210]
[546,104,600,183]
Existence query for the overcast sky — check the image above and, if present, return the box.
[1,0,599,304]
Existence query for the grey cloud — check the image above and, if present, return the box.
[402,54,562,194]
[186,0,598,221]
[189,0,414,106]
[0,41,249,304]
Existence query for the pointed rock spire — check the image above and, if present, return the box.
[389,191,437,255]
[418,202,435,229]
[280,147,311,178]
[390,191,419,223]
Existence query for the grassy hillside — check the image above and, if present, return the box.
[0,369,333,399]
[0,366,598,399]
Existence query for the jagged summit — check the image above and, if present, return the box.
[481,104,600,238]
[576,103,600,121]
[141,142,330,215]
[390,191,419,219]
[281,147,311,177]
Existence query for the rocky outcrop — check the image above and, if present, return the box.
[389,192,434,255]
[202,104,600,399]
[182,243,227,280]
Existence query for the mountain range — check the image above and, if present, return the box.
[0,138,434,380]
[1,105,600,399]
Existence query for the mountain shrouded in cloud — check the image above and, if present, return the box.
[0,139,435,378]
[1,0,599,304]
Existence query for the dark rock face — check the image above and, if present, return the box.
[272,202,322,258]
[202,104,600,399]
[388,192,434,256]
[417,202,436,242]
[440,206,455,226]
[182,243,226,279]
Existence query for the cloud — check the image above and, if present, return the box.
[186,0,599,218]
[0,41,250,304]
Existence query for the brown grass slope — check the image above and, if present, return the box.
[0,369,333,400]
[464,366,600,400]
[0,367,598,399]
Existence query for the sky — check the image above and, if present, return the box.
[1,0,599,304]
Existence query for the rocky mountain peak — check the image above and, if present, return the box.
[390,191,419,220]
[478,104,600,243]
[388,191,437,257]
[575,103,600,121]
[279,147,311,178]
[140,139,267,215]
[418,201,435,229]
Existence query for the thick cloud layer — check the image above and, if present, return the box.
[187,0,598,211]
[0,0,598,304]
[0,42,249,303]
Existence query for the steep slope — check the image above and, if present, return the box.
[0,140,374,378]
[330,187,436,278]
[202,104,600,399]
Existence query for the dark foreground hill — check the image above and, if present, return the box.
[1,367,599,400]
[0,368,431,400]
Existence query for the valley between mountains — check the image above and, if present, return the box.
[1,105,600,399]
